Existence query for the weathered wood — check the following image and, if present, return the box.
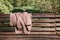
[0,14,60,35]
[1,23,60,27]
[31,32,56,35]
[32,27,60,32]
[32,28,55,32]
[0,32,56,35]
[0,27,15,32]
[33,23,55,27]
[32,14,55,18]
[0,14,9,18]
[32,19,55,23]
[0,34,60,39]
[0,14,60,18]
[56,19,60,22]
[33,19,60,23]
[55,15,60,17]
[33,23,60,26]
[1,14,60,40]
[0,14,55,18]
[0,24,9,26]
[0,19,9,23]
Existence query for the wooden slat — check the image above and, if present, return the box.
[0,14,9,18]
[0,35,60,39]
[56,27,60,30]
[0,24,9,26]
[32,14,60,18]
[0,19,56,23]
[56,32,60,35]
[0,27,15,32]
[32,19,60,23]
[32,19,55,23]
[0,23,60,27]
[33,23,60,27]
[0,32,56,35]
[32,28,55,32]
[31,32,56,34]
[0,19,9,23]
[1,23,60,27]
[32,14,55,18]
[56,23,60,26]
[55,15,60,17]
[1,19,60,23]
[32,27,60,32]
[32,23,55,26]
[56,19,60,22]
[0,14,55,18]
[0,14,60,18]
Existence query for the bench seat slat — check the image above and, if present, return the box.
[0,32,56,34]
[31,32,56,34]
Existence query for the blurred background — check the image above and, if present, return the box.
[0,0,60,14]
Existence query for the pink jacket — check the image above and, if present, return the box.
[10,12,32,34]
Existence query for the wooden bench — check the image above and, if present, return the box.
[0,13,60,34]
[0,13,60,39]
